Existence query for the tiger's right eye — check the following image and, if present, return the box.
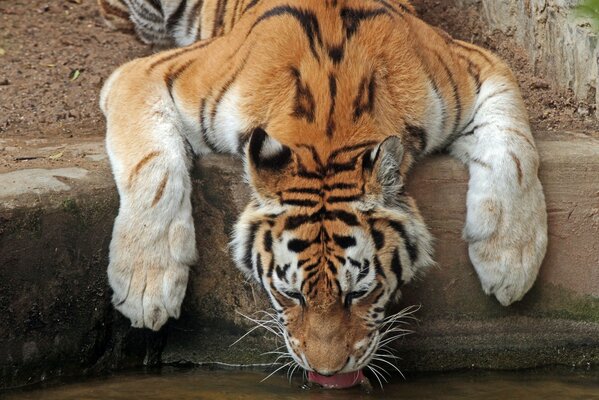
[284,291,306,306]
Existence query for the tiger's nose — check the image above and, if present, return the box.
[314,369,336,377]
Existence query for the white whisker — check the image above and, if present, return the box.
[230,323,267,347]
[367,365,385,389]
[378,332,412,347]
[261,361,293,383]
[371,356,405,379]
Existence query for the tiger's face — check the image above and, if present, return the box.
[232,129,434,376]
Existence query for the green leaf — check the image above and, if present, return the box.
[69,69,81,81]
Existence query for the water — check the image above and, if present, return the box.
[4,368,599,400]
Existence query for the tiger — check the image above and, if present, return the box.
[98,0,548,384]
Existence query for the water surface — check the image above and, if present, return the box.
[5,368,599,399]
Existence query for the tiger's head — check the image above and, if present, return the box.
[231,128,434,377]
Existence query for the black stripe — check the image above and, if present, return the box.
[328,141,377,161]
[303,259,321,272]
[305,278,319,296]
[427,69,448,134]
[348,257,361,267]
[327,44,345,64]
[284,187,322,195]
[290,67,316,122]
[263,230,272,252]
[333,234,356,249]
[465,88,511,129]
[297,258,310,268]
[435,52,462,134]
[131,0,163,21]
[371,225,385,250]
[297,144,325,169]
[327,260,338,275]
[391,250,403,285]
[186,0,204,37]
[129,3,163,24]
[327,195,362,203]
[372,287,385,306]
[353,72,377,121]
[374,256,386,278]
[457,53,481,92]
[243,222,260,270]
[372,0,408,17]
[323,209,360,226]
[281,199,319,208]
[166,0,188,33]
[255,254,264,286]
[296,169,323,180]
[302,269,319,288]
[266,259,274,278]
[148,38,215,71]
[283,207,360,230]
[146,0,164,15]
[453,40,495,65]
[251,6,323,61]
[326,73,337,137]
[242,0,260,15]
[340,7,389,39]
[388,220,418,263]
[323,183,357,191]
[327,160,357,174]
[405,124,428,153]
[165,60,193,99]
[284,210,322,230]
[287,238,313,253]
[276,263,291,281]
[212,0,228,36]
[199,99,219,152]
[211,56,249,128]
[357,260,370,282]
[231,0,242,26]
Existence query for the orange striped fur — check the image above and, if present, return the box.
[100,0,547,379]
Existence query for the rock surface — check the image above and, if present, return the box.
[457,0,598,116]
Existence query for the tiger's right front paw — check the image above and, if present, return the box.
[108,216,197,330]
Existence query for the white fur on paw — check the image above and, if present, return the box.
[465,179,548,306]
[108,218,194,330]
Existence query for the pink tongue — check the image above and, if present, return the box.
[308,370,365,389]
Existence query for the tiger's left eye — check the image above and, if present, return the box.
[344,290,368,308]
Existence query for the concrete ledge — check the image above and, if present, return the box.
[1,133,598,388]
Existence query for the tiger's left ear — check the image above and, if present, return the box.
[363,136,405,203]
[246,127,294,199]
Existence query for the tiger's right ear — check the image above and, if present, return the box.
[246,128,294,198]
[248,127,292,170]
[363,136,405,204]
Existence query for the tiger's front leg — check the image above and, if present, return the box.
[100,62,198,330]
[450,65,548,306]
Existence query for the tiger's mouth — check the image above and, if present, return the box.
[307,370,367,389]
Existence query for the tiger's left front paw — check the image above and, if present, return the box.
[464,178,548,306]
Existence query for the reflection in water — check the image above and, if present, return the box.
[5,368,599,400]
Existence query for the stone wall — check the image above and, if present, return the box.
[457,0,598,116]
[1,133,598,389]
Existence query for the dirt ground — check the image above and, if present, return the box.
[0,0,597,148]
